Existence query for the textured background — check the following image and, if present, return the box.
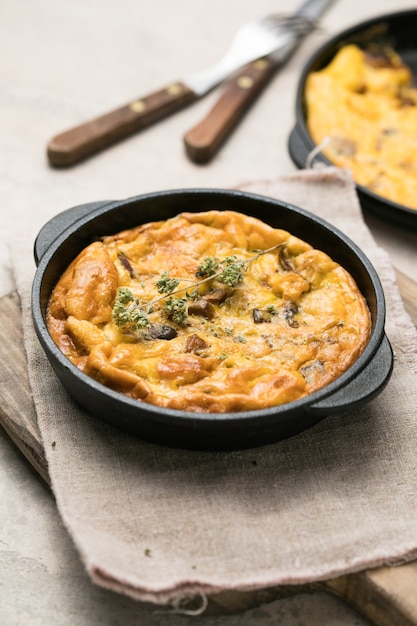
[2,0,417,624]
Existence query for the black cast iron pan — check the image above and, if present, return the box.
[289,8,417,230]
[32,188,393,450]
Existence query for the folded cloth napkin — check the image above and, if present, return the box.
[12,167,417,606]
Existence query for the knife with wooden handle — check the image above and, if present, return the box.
[46,10,302,167]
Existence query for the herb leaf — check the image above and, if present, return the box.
[217,256,245,287]
[155,271,180,295]
[196,256,219,277]
[112,288,150,331]
[163,297,188,326]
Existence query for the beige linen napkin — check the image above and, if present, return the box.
[12,167,417,606]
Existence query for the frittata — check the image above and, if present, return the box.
[306,44,417,209]
[47,210,371,413]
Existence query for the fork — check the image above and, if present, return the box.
[183,15,321,163]
[184,0,334,163]
[47,13,312,166]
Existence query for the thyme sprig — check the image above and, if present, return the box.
[112,243,285,334]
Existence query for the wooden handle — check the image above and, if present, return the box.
[183,58,277,164]
[47,81,197,167]
[319,565,417,626]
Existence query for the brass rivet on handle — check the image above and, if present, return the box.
[130,100,146,113]
[253,59,269,70]
[167,83,182,95]
[237,76,255,89]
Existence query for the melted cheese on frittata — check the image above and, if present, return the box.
[306,44,417,210]
[47,210,371,413]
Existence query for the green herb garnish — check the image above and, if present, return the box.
[112,287,151,331]
[217,255,246,287]
[196,256,219,277]
[163,297,188,325]
[112,244,284,337]
[154,271,180,295]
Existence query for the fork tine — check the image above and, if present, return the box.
[260,13,315,36]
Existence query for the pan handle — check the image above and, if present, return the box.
[288,124,329,169]
[307,335,393,416]
[33,200,113,265]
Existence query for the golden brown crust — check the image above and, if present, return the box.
[306,44,417,210]
[47,210,371,413]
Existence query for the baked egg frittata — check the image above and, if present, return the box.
[47,210,371,413]
[306,44,417,210]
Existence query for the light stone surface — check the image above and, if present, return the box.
[1,0,416,623]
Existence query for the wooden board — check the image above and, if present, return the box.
[2,272,417,625]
